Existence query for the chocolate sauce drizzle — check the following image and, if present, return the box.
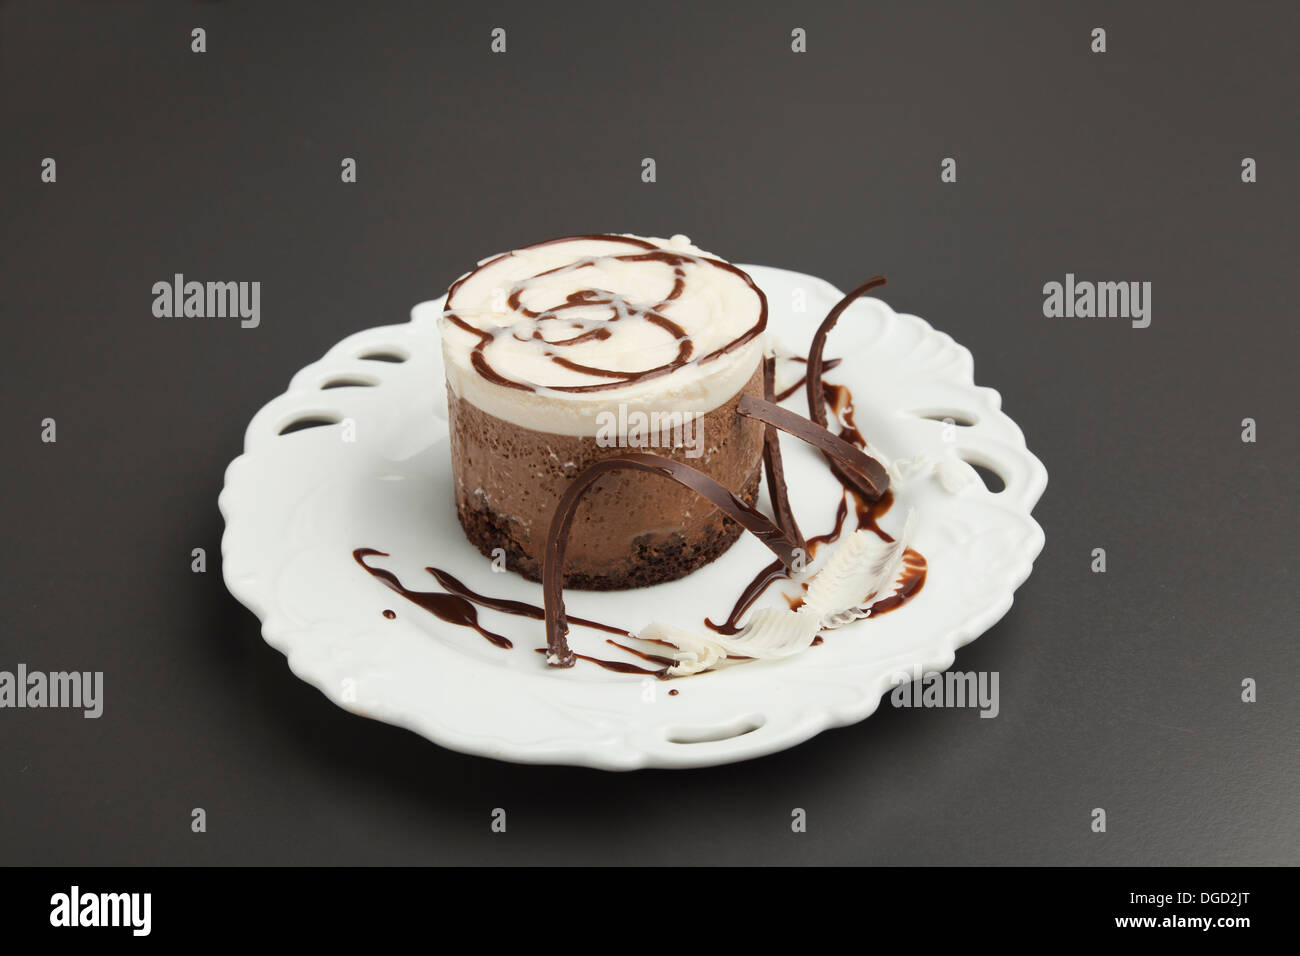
[356,549,655,672]
[427,566,628,637]
[529,635,679,679]
[868,549,927,615]
[532,647,661,676]
[353,549,512,649]
[703,559,792,636]
[773,356,841,403]
[443,234,768,394]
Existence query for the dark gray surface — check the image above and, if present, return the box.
[2,0,1296,865]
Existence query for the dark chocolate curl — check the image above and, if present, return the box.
[805,276,887,426]
[737,395,889,501]
[804,276,888,498]
[760,357,805,552]
[543,454,801,666]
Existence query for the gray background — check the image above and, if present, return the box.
[2,0,1296,865]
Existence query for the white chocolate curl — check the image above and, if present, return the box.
[640,509,916,677]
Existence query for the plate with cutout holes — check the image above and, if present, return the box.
[219,266,1047,770]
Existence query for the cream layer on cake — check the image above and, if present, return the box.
[439,234,767,435]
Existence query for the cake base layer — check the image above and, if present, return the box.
[447,367,765,590]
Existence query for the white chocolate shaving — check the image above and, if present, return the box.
[636,511,915,677]
[641,606,823,678]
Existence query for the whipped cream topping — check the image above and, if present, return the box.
[439,234,766,436]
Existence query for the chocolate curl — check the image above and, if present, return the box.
[760,356,805,553]
[805,276,888,498]
[543,454,802,667]
[737,395,889,501]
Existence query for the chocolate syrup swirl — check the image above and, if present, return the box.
[443,234,768,393]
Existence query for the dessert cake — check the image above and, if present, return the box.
[440,234,769,589]
[358,257,917,676]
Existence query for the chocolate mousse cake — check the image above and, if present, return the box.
[440,233,768,589]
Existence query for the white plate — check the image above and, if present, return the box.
[219,266,1047,770]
